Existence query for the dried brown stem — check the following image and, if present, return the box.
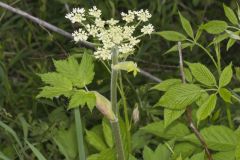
[177,42,212,160]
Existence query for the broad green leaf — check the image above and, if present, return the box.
[223,4,238,25]
[194,27,203,42]
[113,61,139,76]
[151,79,181,91]
[53,124,78,160]
[54,53,94,88]
[212,151,235,160]
[196,94,217,123]
[190,151,204,160]
[85,130,107,151]
[183,125,237,151]
[179,12,194,38]
[164,43,193,54]
[219,88,232,103]
[78,53,95,86]
[202,20,227,34]
[187,62,216,86]
[219,63,232,87]
[37,73,73,98]
[196,90,209,107]
[164,108,185,128]
[68,90,96,110]
[87,149,116,160]
[37,86,72,99]
[156,31,187,41]
[154,142,173,160]
[102,118,113,148]
[143,146,154,160]
[173,142,198,159]
[25,141,47,160]
[158,84,202,109]
[140,121,190,139]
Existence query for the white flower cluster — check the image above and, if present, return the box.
[66,6,154,60]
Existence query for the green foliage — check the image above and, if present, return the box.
[202,20,228,34]
[179,12,194,39]
[69,90,95,110]
[156,31,187,41]
[223,4,238,25]
[196,94,217,123]
[113,61,139,76]
[187,62,216,86]
[219,63,233,87]
[157,84,202,109]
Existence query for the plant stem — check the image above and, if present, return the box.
[178,42,212,160]
[226,104,234,129]
[74,108,86,160]
[119,72,131,154]
[110,47,125,160]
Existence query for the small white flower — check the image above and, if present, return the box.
[129,37,140,46]
[107,18,119,26]
[123,26,135,39]
[135,9,151,22]
[121,10,135,23]
[86,24,99,37]
[119,44,134,54]
[141,24,154,35]
[65,8,86,23]
[89,6,101,18]
[94,48,111,60]
[95,18,105,28]
[72,28,88,42]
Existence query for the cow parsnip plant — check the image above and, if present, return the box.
[35,4,240,160]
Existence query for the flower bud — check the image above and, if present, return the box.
[132,104,140,124]
[92,91,116,121]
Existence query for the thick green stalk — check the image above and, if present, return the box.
[111,47,125,160]
[74,108,86,160]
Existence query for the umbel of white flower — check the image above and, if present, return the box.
[66,6,154,60]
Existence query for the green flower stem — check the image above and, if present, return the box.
[119,72,131,154]
[111,47,125,160]
[74,108,86,160]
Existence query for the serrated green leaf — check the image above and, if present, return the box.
[37,86,72,99]
[157,84,203,109]
[219,63,232,87]
[53,124,78,160]
[196,90,209,107]
[164,43,193,54]
[219,88,232,103]
[68,90,96,110]
[223,4,238,25]
[179,12,194,38]
[151,79,182,91]
[78,53,95,86]
[156,31,187,41]
[85,130,107,151]
[173,142,198,159]
[112,61,139,76]
[183,125,237,151]
[202,20,227,34]
[196,94,217,123]
[140,121,190,139]
[164,108,185,128]
[187,62,216,86]
[190,151,204,160]
[213,151,235,160]
[154,142,173,160]
[53,53,94,88]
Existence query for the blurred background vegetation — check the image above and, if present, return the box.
[0,0,239,159]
